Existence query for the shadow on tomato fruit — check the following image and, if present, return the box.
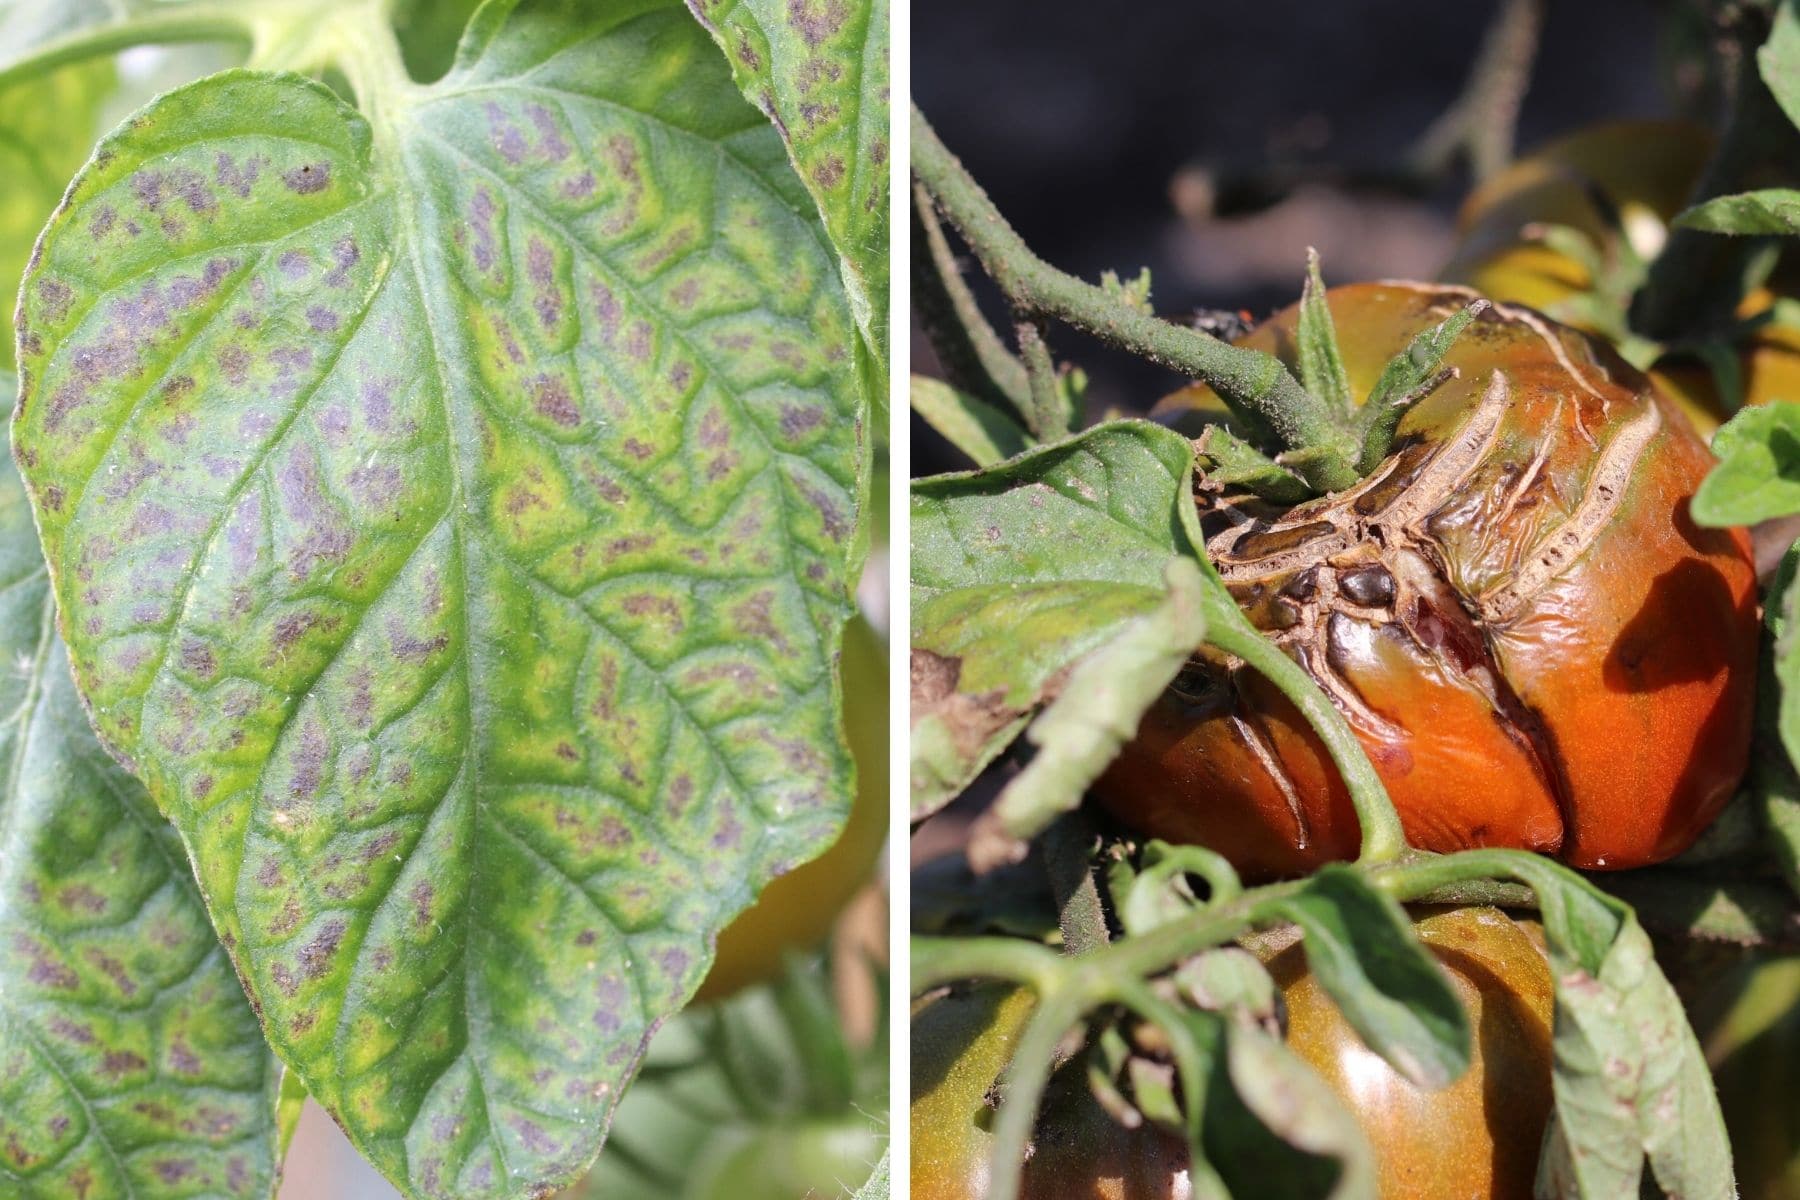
[695,615,888,1001]
[1126,283,1757,878]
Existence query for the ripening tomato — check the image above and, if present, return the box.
[1439,120,1800,435]
[695,616,887,1001]
[911,986,1188,1200]
[1442,119,1715,321]
[1260,905,1554,1199]
[1111,282,1757,878]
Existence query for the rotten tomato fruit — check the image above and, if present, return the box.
[1107,282,1758,877]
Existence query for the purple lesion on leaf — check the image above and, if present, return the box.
[34,277,72,323]
[810,155,846,190]
[602,136,644,235]
[785,0,850,45]
[795,475,850,541]
[729,590,792,655]
[510,1118,560,1156]
[712,809,744,850]
[215,151,268,199]
[485,101,530,165]
[409,878,435,930]
[385,616,450,662]
[306,305,341,333]
[14,932,79,989]
[54,883,108,916]
[288,717,330,801]
[323,237,361,289]
[45,1015,95,1045]
[166,1037,202,1076]
[525,103,572,162]
[466,187,501,275]
[530,375,581,428]
[282,162,331,195]
[99,1049,147,1079]
[560,171,597,201]
[298,917,347,979]
[178,637,217,679]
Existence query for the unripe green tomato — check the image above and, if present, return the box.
[695,615,887,1001]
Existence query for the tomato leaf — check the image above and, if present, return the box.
[12,2,866,1195]
[1692,402,1800,525]
[910,374,1031,468]
[966,558,1206,869]
[1675,188,1800,236]
[909,421,1207,820]
[1272,866,1471,1091]
[1500,860,1735,1200]
[1760,0,1800,137]
[1214,1020,1378,1199]
[686,0,889,371]
[0,387,286,1198]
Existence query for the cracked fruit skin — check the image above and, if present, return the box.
[1265,905,1554,1200]
[911,986,1187,1200]
[1111,282,1757,878]
[695,615,887,1001]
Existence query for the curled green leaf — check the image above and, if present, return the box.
[1693,403,1800,526]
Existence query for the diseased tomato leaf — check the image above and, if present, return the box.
[11,1,865,1196]
[909,422,1208,820]
[686,0,889,370]
[1272,867,1471,1092]
[1502,860,1735,1200]
[1692,402,1800,526]
[0,385,286,1199]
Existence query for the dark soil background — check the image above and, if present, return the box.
[911,0,1679,475]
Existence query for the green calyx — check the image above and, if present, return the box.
[1195,251,1486,504]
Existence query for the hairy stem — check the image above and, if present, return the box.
[911,182,1033,413]
[1044,813,1110,956]
[1408,0,1544,181]
[912,105,1361,492]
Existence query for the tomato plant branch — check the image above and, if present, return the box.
[911,182,1034,415]
[1014,318,1070,440]
[986,991,1085,1200]
[1407,0,1544,182]
[1044,814,1111,955]
[912,105,1363,493]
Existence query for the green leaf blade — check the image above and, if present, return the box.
[0,385,284,1198]
[686,0,889,369]
[13,4,866,1196]
[1674,188,1800,236]
[1691,402,1800,526]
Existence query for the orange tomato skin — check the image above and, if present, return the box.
[1111,283,1756,877]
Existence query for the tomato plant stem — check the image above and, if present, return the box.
[911,182,1033,415]
[911,106,1363,492]
[985,991,1085,1200]
[1203,609,1409,865]
[0,7,257,92]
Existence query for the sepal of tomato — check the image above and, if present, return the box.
[1103,283,1757,876]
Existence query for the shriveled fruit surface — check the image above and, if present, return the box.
[1106,282,1757,877]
